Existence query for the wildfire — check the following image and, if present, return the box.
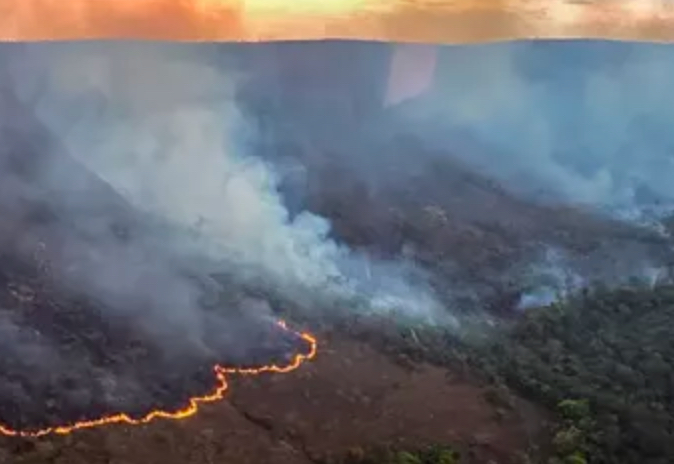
[0,320,317,438]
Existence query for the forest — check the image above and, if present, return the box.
[335,280,674,464]
[483,282,674,464]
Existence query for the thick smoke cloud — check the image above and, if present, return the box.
[4,42,445,332]
[234,40,674,314]
[392,41,674,306]
[394,41,674,220]
[4,39,673,349]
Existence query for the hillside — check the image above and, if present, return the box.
[2,41,674,464]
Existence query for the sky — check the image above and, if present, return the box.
[1,0,674,42]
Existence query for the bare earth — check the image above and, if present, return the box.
[0,332,546,464]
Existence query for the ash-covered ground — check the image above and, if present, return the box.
[0,238,311,432]
[0,264,308,432]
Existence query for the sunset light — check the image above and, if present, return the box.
[1,0,674,42]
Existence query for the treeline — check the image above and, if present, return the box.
[478,283,674,464]
[324,445,461,464]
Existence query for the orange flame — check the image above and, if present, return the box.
[0,320,317,438]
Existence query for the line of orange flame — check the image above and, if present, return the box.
[0,320,318,438]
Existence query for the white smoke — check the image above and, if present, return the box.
[394,41,674,218]
[8,42,444,324]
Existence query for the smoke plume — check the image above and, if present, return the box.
[393,41,674,220]
[3,41,444,333]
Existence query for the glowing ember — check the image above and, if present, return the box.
[0,320,317,438]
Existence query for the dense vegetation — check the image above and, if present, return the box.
[324,444,461,464]
[338,281,674,464]
[477,283,674,464]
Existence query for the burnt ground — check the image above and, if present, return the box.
[0,250,313,433]
[0,332,547,464]
[0,193,546,463]
[0,181,549,464]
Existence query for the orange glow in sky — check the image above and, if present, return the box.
[242,0,371,14]
[1,0,674,42]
